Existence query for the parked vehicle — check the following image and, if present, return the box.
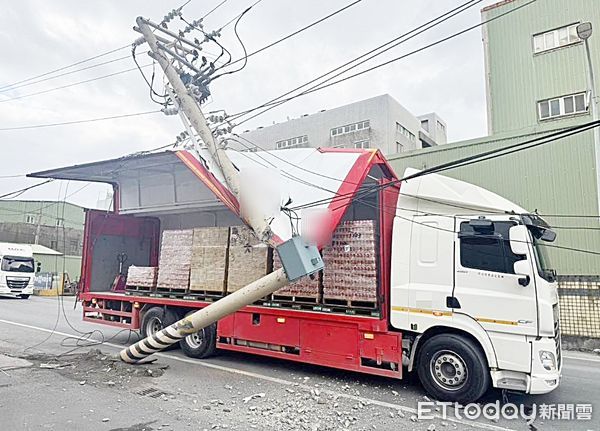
[30,148,561,402]
[0,242,35,298]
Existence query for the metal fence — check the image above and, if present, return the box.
[558,276,600,339]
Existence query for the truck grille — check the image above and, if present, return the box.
[6,277,30,291]
[553,303,562,369]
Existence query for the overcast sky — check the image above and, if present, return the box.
[0,0,501,209]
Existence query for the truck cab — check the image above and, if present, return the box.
[391,169,561,402]
[0,243,36,299]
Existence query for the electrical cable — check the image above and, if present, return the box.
[288,120,600,212]
[202,0,229,20]
[228,0,533,128]
[0,44,131,92]
[218,0,364,71]
[218,0,263,31]
[0,110,161,131]
[223,0,485,123]
[0,179,54,199]
[0,54,142,94]
[0,64,152,103]
[208,5,252,79]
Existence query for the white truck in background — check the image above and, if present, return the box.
[0,242,35,299]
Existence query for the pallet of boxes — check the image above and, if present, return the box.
[321,220,378,311]
[156,229,194,293]
[188,227,229,299]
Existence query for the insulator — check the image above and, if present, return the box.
[162,107,179,116]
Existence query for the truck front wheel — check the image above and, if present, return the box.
[180,316,217,359]
[416,334,490,403]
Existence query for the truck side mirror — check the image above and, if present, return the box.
[514,260,530,286]
[509,225,529,255]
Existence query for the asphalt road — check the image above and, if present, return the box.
[0,295,598,431]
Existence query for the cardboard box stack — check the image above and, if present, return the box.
[156,229,194,290]
[272,250,320,299]
[227,226,270,292]
[126,266,158,289]
[189,227,229,294]
[322,220,378,303]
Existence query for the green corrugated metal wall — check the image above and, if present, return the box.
[387,128,600,276]
[484,0,600,134]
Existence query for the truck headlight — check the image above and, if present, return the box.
[539,350,556,371]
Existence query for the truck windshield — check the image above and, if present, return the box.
[1,256,35,273]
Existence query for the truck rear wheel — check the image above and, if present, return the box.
[416,334,489,403]
[180,316,217,359]
[140,307,179,350]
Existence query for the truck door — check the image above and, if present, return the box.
[452,217,537,337]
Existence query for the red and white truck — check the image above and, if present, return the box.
[30,147,562,403]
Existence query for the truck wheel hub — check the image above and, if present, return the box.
[430,350,467,390]
[185,329,205,349]
[147,317,163,335]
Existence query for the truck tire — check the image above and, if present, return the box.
[18,294,30,299]
[416,334,490,404]
[180,318,217,359]
[140,307,180,350]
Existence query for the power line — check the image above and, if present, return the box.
[229,0,534,127]
[0,54,137,94]
[202,0,229,20]
[0,110,161,131]
[0,180,54,199]
[220,0,364,70]
[218,0,264,30]
[0,65,151,103]
[287,120,600,212]
[224,0,484,123]
[0,45,130,92]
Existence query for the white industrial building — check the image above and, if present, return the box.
[234,94,447,155]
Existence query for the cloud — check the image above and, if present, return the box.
[0,0,500,208]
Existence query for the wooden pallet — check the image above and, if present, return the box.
[271,294,319,304]
[156,285,189,294]
[323,297,377,309]
[184,290,225,302]
[314,303,381,317]
[125,285,155,293]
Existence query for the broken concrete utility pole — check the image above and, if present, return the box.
[120,16,321,363]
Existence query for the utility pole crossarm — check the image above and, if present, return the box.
[135,17,271,243]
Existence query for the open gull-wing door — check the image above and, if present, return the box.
[29,147,397,247]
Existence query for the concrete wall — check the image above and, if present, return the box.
[0,200,85,230]
[0,222,84,256]
[236,94,444,155]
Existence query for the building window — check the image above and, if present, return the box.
[538,92,587,120]
[24,214,36,224]
[70,239,79,252]
[56,218,63,227]
[396,122,416,142]
[354,140,370,149]
[276,135,308,149]
[533,23,580,54]
[420,119,429,132]
[436,121,446,133]
[396,142,404,153]
[330,120,370,137]
[50,240,58,250]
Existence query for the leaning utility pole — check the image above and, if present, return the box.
[119,15,322,363]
